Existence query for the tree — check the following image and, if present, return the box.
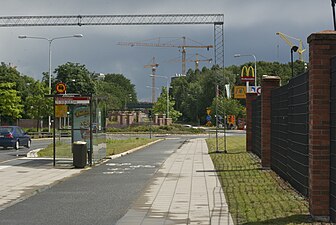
[153,87,182,122]
[0,62,21,85]
[96,73,137,110]
[25,81,52,131]
[210,97,245,126]
[0,82,23,124]
[53,62,96,95]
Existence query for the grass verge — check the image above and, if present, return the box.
[106,138,157,156]
[38,138,157,158]
[38,141,72,158]
[206,136,314,225]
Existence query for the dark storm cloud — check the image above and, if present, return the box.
[0,0,332,100]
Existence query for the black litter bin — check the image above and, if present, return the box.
[72,141,87,168]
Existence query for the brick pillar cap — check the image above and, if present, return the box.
[262,75,280,80]
[307,30,336,43]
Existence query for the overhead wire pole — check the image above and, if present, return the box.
[214,21,227,153]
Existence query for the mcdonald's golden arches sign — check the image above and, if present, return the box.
[241,66,255,82]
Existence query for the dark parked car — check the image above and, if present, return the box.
[0,126,31,149]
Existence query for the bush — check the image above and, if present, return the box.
[106,124,204,134]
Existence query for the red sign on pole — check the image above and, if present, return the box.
[55,96,90,105]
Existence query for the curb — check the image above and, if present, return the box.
[27,148,42,158]
[107,139,163,160]
[27,139,163,160]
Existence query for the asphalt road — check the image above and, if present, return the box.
[0,137,187,225]
[0,137,74,163]
[0,139,53,163]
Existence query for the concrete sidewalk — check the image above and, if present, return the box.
[0,158,84,210]
[116,138,233,225]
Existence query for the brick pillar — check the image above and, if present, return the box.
[127,113,134,125]
[261,75,280,168]
[120,113,126,125]
[246,92,258,152]
[307,30,336,220]
[154,114,159,125]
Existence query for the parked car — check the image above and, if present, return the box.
[0,126,31,149]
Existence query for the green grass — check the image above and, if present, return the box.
[206,136,314,225]
[38,141,72,158]
[37,138,157,158]
[106,138,157,155]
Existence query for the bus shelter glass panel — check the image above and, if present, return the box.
[92,98,106,163]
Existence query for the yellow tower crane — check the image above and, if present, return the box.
[118,37,213,75]
[276,32,306,62]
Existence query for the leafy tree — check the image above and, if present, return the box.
[0,62,21,84]
[25,81,52,131]
[53,62,96,95]
[96,73,137,110]
[180,82,202,123]
[153,87,181,122]
[211,97,245,117]
[209,97,245,127]
[0,82,23,124]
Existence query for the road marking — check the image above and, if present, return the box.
[0,166,10,170]
[104,162,156,175]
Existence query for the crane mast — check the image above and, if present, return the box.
[276,32,306,62]
[144,57,159,103]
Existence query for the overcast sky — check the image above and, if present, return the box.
[0,0,332,101]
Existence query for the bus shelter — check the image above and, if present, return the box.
[52,94,106,167]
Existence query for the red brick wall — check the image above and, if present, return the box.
[307,31,336,219]
[246,92,257,152]
[261,76,280,168]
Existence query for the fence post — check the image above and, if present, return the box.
[307,30,336,221]
[261,75,280,168]
[246,92,258,152]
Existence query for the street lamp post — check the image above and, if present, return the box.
[234,53,257,91]
[18,34,83,132]
[291,46,299,78]
[150,75,169,118]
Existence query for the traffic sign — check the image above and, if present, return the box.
[55,104,68,117]
[234,86,246,99]
[56,82,66,94]
[251,86,262,95]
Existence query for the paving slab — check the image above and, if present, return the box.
[116,138,234,225]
